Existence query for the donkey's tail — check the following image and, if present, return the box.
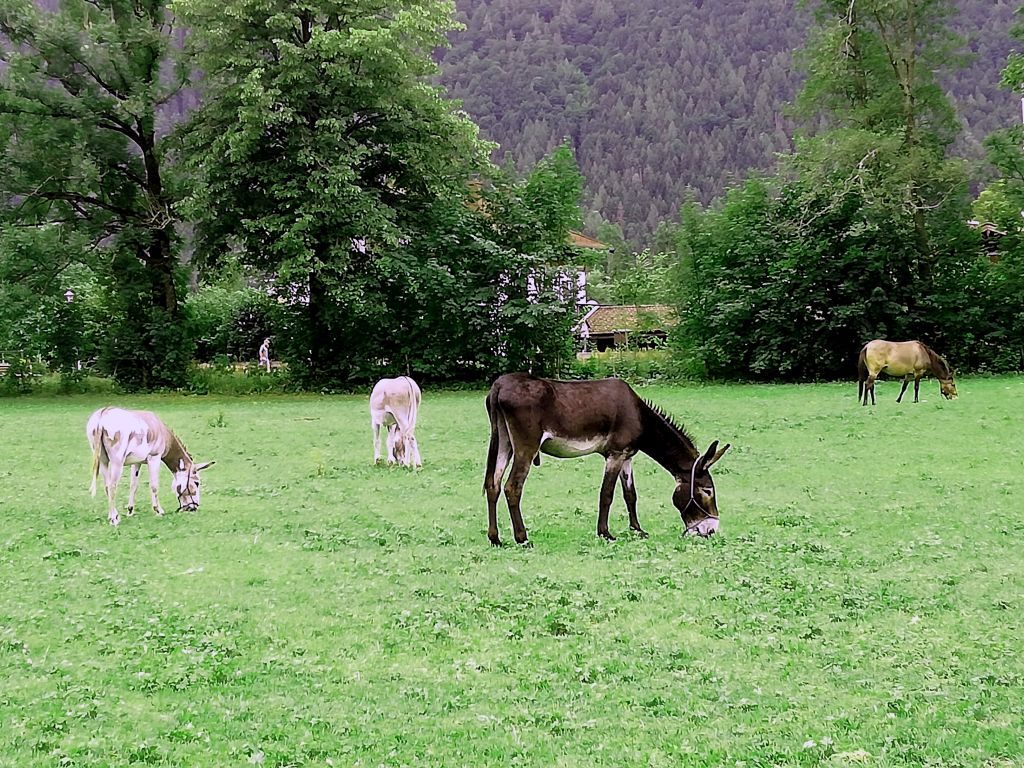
[483,386,501,494]
[856,344,868,401]
[405,376,420,438]
[88,426,106,497]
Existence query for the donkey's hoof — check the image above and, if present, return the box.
[631,528,649,539]
[515,538,533,549]
[125,506,135,517]
[109,515,120,527]
[598,531,616,542]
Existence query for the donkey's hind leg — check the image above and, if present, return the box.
[598,454,627,540]
[896,376,912,403]
[503,452,535,546]
[913,375,922,403]
[618,458,646,538]
[485,418,513,546]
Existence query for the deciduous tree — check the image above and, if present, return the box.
[0,0,191,388]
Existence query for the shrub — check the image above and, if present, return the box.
[186,363,292,395]
[568,349,692,384]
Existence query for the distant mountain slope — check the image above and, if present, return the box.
[437,0,1019,246]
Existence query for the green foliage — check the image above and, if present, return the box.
[178,0,503,386]
[587,249,675,306]
[658,0,1011,382]
[185,363,291,395]
[972,7,1024,371]
[673,176,990,380]
[180,0,584,387]
[568,349,688,384]
[89,250,194,391]
[185,285,276,363]
[0,0,191,389]
[0,356,42,396]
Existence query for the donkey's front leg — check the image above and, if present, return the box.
[618,458,646,537]
[597,455,626,541]
[408,434,422,468]
[385,426,399,465]
[126,465,141,516]
[503,454,535,545]
[146,457,166,516]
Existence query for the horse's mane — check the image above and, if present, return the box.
[921,343,951,379]
[643,399,696,451]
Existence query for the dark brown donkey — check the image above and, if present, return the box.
[484,373,730,545]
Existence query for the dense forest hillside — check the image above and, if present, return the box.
[437,0,1019,245]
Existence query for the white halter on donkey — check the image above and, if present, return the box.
[87,407,214,526]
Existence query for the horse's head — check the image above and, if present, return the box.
[172,458,215,511]
[939,378,958,400]
[674,441,730,537]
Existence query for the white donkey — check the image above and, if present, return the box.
[370,376,422,467]
[87,407,214,526]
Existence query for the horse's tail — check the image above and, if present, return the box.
[856,344,868,401]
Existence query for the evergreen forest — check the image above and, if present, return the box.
[439,0,1018,246]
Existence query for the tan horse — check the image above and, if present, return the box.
[857,340,957,406]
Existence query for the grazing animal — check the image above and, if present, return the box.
[484,373,730,546]
[370,376,422,467]
[857,339,957,406]
[258,337,272,372]
[86,408,214,526]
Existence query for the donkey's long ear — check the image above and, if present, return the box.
[195,461,215,471]
[698,440,720,469]
[704,442,731,468]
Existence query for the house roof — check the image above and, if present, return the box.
[968,219,1008,236]
[579,304,677,335]
[568,230,610,250]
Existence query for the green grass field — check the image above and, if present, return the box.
[1,377,1023,767]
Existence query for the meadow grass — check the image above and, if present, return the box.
[1,377,1022,767]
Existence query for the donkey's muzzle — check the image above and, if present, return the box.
[180,502,199,512]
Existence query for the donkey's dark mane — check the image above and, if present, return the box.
[642,399,696,448]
